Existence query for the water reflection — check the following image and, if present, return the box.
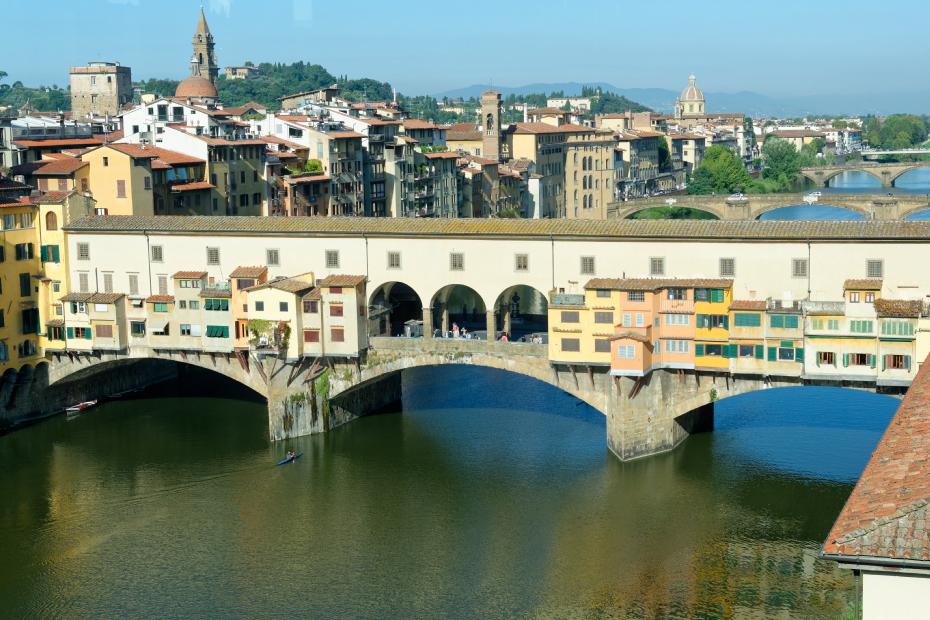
[0,367,896,618]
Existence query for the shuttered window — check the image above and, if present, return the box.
[560,311,579,323]
[594,311,613,324]
[733,313,760,327]
[561,338,580,352]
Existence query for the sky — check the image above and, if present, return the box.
[3,0,929,97]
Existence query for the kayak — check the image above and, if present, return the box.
[276,451,303,466]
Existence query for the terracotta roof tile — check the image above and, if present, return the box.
[172,271,207,279]
[318,274,366,287]
[199,287,232,298]
[171,182,214,191]
[585,277,732,291]
[730,300,767,311]
[230,266,268,279]
[89,292,125,304]
[845,279,883,290]
[245,277,314,294]
[610,330,651,343]
[874,299,923,318]
[146,295,175,303]
[13,137,103,148]
[823,354,930,565]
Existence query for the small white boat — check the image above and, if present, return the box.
[66,400,98,416]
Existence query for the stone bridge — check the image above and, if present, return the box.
[609,193,930,221]
[799,161,930,188]
[31,337,906,462]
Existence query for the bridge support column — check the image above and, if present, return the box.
[422,306,433,338]
[606,370,719,461]
[441,304,449,336]
[486,310,496,341]
[503,306,511,336]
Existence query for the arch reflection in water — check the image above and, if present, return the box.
[0,366,894,618]
[757,204,866,221]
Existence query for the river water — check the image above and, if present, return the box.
[0,366,897,619]
[759,168,930,220]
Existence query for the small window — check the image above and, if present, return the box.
[450,252,464,271]
[580,256,595,275]
[866,259,883,279]
[95,324,113,339]
[650,257,665,276]
[667,288,686,301]
[330,304,344,317]
[255,301,265,312]
[719,258,735,278]
[331,327,345,342]
[792,258,808,278]
[561,338,580,352]
[279,301,288,312]
[102,156,109,167]
[206,247,220,265]
[865,292,875,303]
[560,311,580,323]
[158,275,168,295]
[78,272,89,292]
[128,274,139,296]
[103,272,113,293]
[387,251,401,269]
[303,330,320,343]
[628,291,645,302]
[77,242,90,260]
[325,250,340,269]
[595,289,610,298]
[594,339,611,353]
[266,249,280,266]
[616,344,635,359]
[151,245,164,262]
[849,291,860,303]
[594,311,613,324]
[303,300,318,314]
[818,351,836,366]
[515,254,529,272]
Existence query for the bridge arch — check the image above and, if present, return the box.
[429,283,491,338]
[492,284,549,341]
[619,203,724,220]
[368,280,424,337]
[754,203,869,221]
[888,165,930,188]
[798,167,886,188]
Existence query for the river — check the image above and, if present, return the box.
[759,168,930,220]
[0,366,897,619]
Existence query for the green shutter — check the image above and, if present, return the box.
[204,299,213,311]
[882,355,887,371]
[781,340,794,348]
[221,299,229,311]
[786,315,799,329]
[906,356,912,371]
[754,344,764,359]
[40,245,49,262]
[767,347,777,361]
[696,344,705,357]
[843,353,849,367]
[712,289,724,303]
[85,329,92,340]
[723,344,734,358]
[770,315,784,328]
[66,327,74,339]
[795,347,804,362]
[870,354,876,369]
[722,315,729,330]
[52,245,60,262]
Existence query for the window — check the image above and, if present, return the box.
[650,257,665,276]
[738,344,756,358]
[330,304,343,317]
[769,314,799,329]
[719,258,735,278]
[594,339,611,353]
[303,300,318,313]
[94,303,108,312]
[72,327,91,340]
[594,311,613,324]
[181,324,193,336]
[701,344,724,357]
[697,314,728,329]
[667,288,686,301]
[515,254,528,271]
[849,291,860,303]
[77,242,90,260]
[733,313,760,327]
[279,301,288,312]
[850,320,873,334]
[792,258,808,278]
[622,313,632,327]
[851,353,871,366]
[266,249,280,266]
[178,300,187,309]
[103,156,109,167]
[255,301,265,312]
[189,300,200,310]
[331,327,345,342]
[665,339,690,354]
[866,259,883,279]
[78,272,89,292]
[102,272,113,293]
[206,326,228,338]
[151,245,163,262]
[45,211,58,231]
[329,287,343,294]
[303,330,320,343]
[130,321,146,337]
[885,354,909,370]
[881,320,915,337]
[635,313,645,327]
[158,275,168,295]
[664,313,689,326]
[319,249,339,269]
[616,344,635,359]
[206,247,220,265]
[450,252,464,271]
[828,319,839,331]
[143,176,152,190]
[14,243,34,260]
[19,273,31,297]
[627,291,645,302]
[778,347,795,361]
[387,251,401,269]
[818,351,836,366]
[561,338,580,352]
[865,292,875,303]
[153,303,169,312]
[580,256,595,275]
[116,180,126,198]
[560,311,579,324]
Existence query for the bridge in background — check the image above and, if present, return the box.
[40,335,903,462]
[799,161,930,188]
[610,193,930,220]
[861,147,930,157]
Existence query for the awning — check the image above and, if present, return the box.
[149,319,169,332]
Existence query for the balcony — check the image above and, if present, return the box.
[550,293,584,307]
[659,298,695,313]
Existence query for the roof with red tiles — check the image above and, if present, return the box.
[13,137,104,148]
[229,266,268,279]
[510,122,594,135]
[610,330,651,344]
[585,277,733,291]
[105,143,160,159]
[424,151,460,160]
[844,278,883,290]
[874,299,923,318]
[146,295,175,303]
[823,354,930,566]
[729,300,767,311]
[317,274,366,287]
[172,271,207,279]
[12,157,87,176]
[171,181,214,192]
[445,123,482,141]
[402,119,438,130]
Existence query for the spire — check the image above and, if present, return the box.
[196,6,211,36]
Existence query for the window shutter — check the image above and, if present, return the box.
[754,344,764,359]
[869,354,876,369]
[795,348,804,363]
[816,352,820,367]
[66,327,74,339]
[882,355,887,371]
[52,245,60,262]
[695,344,705,357]
[906,356,912,371]
[767,347,776,361]
[40,245,49,262]
[85,329,92,340]
[843,353,849,367]
[723,315,729,330]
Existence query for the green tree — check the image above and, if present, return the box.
[687,145,753,195]
[657,138,672,171]
[761,138,800,191]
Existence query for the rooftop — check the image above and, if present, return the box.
[229,266,268,279]
[845,278,883,290]
[823,354,930,566]
[318,274,366,287]
[729,300,767,311]
[874,298,923,318]
[585,277,733,291]
[64,217,930,242]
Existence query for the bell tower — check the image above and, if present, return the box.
[191,7,219,84]
[480,90,502,162]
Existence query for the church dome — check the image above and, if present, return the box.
[680,74,704,102]
[175,75,218,99]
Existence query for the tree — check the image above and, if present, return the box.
[657,138,672,171]
[761,138,800,191]
[687,145,753,195]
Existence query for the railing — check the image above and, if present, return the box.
[659,298,695,313]
[550,293,584,306]
[369,336,546,358]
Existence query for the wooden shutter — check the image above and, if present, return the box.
[695,344,705,357]
[66,327,74,339]
[84,329,92,340]
[767,347,776,361]
[843,353,849,367]
[795,348,804,363]
[754,344,764,359]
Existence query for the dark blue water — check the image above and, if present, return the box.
[0,366,897,618]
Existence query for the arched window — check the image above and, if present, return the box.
[45,211,58,231]
[486,113,494,136]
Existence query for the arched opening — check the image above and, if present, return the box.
[430,284,487,339]
[45,211,58,231]
[368,281,423,337]
[824,169,882,189]
[492,285,549,342]
[890,166,930,190]
[628,206,719,220]
[757,204,866,221]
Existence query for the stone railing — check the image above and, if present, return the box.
[369,336,546,358]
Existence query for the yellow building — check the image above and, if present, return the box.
[694,282,733,369]
[81,144,157,216]
[547,285,617,366]
[0,198,43,372]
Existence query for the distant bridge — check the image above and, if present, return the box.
[861,147,930,157]
[799,161,930,188]
[610,193,930,221]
